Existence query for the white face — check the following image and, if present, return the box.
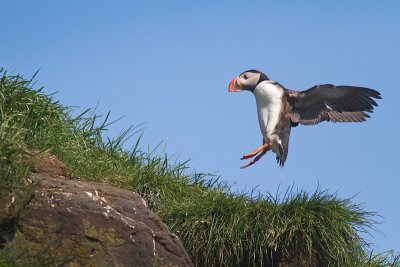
[236,71,261,91]
[229,70,267,93]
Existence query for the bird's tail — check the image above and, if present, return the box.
[275,121,291,166]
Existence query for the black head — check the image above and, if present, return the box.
[228,70,269,92]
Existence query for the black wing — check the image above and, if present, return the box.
[287,84,381,125]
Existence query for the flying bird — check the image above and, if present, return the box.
[228,70,381,169]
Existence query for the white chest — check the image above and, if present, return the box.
[253,82,283,139]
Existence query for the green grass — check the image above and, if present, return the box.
[366,251,400,267]
[0,68,398,266]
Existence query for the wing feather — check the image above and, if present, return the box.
[287,84,381,125]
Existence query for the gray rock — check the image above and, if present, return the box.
[7,152,193,266]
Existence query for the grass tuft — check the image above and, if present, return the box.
[366,250,400,267]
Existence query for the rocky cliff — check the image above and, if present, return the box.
[2,152,193,266]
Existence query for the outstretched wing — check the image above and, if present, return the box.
[287,84,381,125]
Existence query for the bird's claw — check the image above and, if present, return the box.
[240,153,257,160]
[240,148,269,169]
[240,143,269,160]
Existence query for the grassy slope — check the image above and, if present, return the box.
[0,69,398,266]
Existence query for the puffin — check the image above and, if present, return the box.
[228,70,381,169]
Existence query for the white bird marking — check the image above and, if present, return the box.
[151,229,156,257]
[325,103,333,110]
[141,198,147,207]
[253,81,284,154]
[85,191,136,229]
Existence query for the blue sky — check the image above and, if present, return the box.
[2,1,399,253]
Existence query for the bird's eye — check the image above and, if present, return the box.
[243,74,248,80]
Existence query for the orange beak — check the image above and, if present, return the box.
[228,78,243,92]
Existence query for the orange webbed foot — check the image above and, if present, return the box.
[240,148,269,169]
[240,143,270,169]
[240,143,269,160]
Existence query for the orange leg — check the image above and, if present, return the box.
[240,148,269,169]
[241,143,269,160]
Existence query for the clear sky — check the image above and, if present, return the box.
[2,1,399,253]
